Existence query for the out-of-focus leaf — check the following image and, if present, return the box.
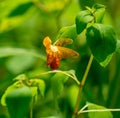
[36,0,70,15]
[3,84,32,118]
[5,55,36,74]
[0,0,32,18]
[0,0,34,32]
[76,10,93,34]
[87,102,113,118]
[0,47,45,59]
[86,23,117,67]
[8,2,33,17]
[66,85,79,109]
[57,25,77,40]
[51,73,68,97]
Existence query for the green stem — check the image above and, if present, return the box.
[78,108,120,114]
[72,55,94,118]
[30,98,33,118]
[31,70,80,85]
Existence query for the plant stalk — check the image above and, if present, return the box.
[72,55,94,118]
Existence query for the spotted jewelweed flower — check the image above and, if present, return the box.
[43,36,79,69]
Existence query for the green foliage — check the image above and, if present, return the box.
[0,47,45,58]
[66,85,79,109]
[8,2,33,17]
[76,4,106,34]
[6,55,36,74]
[56,25,77,40]
[75,4,117,67]
[1,83,33,118]
[87,102,113,118]
[0,1,120,118]
[1,74,46,118]
[76,10,93,34]
[86,23,117,67]
[93,4,105,23]
[13,74,27,81]
[51,73,68,97]
[116,39,120,53]
[30,79,46,97]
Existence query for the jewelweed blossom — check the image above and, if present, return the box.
[43,36,79,69]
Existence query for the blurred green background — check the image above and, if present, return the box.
[0,0,120,118]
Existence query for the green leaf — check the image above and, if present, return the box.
[116,39,120,53]
[100,54,113,67]
[66,69,76,76]
[93,4,106,23]
[5,55,36,74]
[0,0,32,18]
[1,84,16,106]
[31,87,38,102]
[57,25,77,40]
[8,2,33,17]
[51,73,68,97]
[30,79,46,97]
[0,47,45,59]
[5,85,32,118]
[75,10,93,34]
[13,74,27,81]
[65,70,79,83]
[87,102,113,118]
[78,0,95,10]
[86,23,117,67]
[66,85,79,109]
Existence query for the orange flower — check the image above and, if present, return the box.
[43,36,79,69]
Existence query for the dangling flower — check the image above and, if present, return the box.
[43,36,79,69]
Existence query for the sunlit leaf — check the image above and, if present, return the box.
[86,23,117,67]
[87,102,113,118]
